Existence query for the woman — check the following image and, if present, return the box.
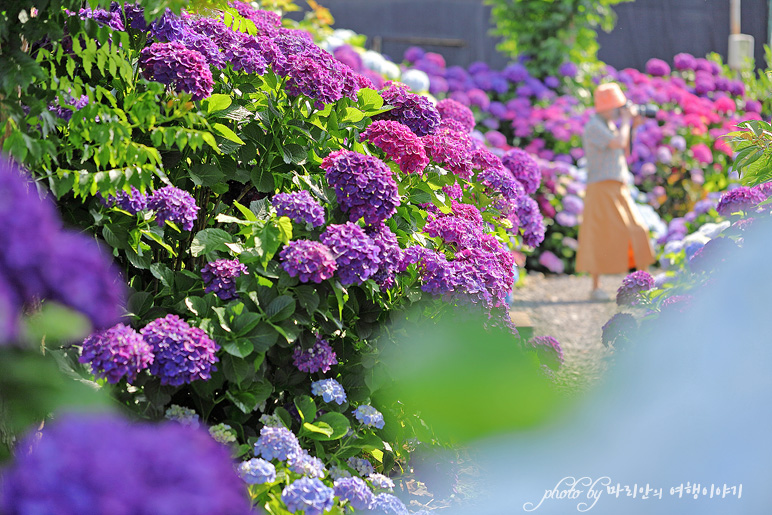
[576,82,655,300]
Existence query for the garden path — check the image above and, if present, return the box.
[509,272,627,391]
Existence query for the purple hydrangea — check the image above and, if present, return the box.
[366,493,409,515]
[320,223,381,285]
[368,473,395,491]
[281,477,335,515]
[558,61,578,78]
[353,405,385,429]
[273,190,326,227]
[229,1,282,35]
[601,313,637,347]
[201,259,248,301]
[515,196,546,247]
[616,271,655,306]
[374,82,441,137]
[311,378,347,405]
[424,214,482,250]
[477,166,525,202]
[279,240,338,284]
[502,148,541,194]
[139,41,214,100]
[140,314,219,386]
[49,93,89,122]
[422,125,474,180]
[400,246,456,296]
[0,414,251,514]
[674,53,697,71]
[347,457,375,476]
[360,120,430,175]
[365,223,403,290]
[122,3,148,31]
[293,337,338,374]
[254,426,302,461]
[75,6,125,31]
[238,458,276,485]
[716,186,765,216]
[528,336,564,370]
[79,323,153,383]
[148,186,200,231]
[436,98,476,133]
[334,477,374,510]
[149,9,186,42]
[660,294,693,314]
[645,58,671,77]
[104,186,148,214]
[322,150,400,225]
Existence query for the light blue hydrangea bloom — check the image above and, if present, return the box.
[281,477,335,515]
[208,423,237,445]
[368,473,395,491]
[334,476,374,510]
[353,405,385,429]
[288,450,327,478]
[253,426,302,461]
[347,457,375,476]
[238,458,276,485]
[311,378,347,405]
[164,405,200,428]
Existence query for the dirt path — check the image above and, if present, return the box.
[510,272,626,391]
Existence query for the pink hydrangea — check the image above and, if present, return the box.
[360,120,429,175]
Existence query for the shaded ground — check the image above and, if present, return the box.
[510,272,626,391]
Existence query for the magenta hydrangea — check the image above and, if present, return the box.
[201,259,248,301]
[320,223,381,285]
[528,336,564,371]
[279,240,338,283]
[716,186,765,216]
[148,186,200,231]
[79,323,153,384]
[149,8,186,42]
[228,1,282,36]
[674,52,697,71]
[477,166,525,202]
[436,98,476,133]
[0,414,251,514]
[139,41,214,100]
[360,120,430,175]
[645,58,671,76]
[322,150,400,225]
[292,337,338,373]
[424,214,483,250]
[422,125,474,180]
[140,314,219,386]
[502,148,541,194]
[374,82,441,137]
[616,271,655,306]
[273,190,326,227]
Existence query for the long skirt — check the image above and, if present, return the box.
[576,180,656,275]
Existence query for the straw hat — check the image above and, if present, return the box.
[594,83,627,112]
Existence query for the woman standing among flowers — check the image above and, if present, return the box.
[576,83,655,300]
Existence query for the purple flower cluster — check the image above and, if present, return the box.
[229,1,282,36]
[320,223,381,285]
[149,8,187,42]
[280,240,338,283]
[322,150,400,225]
[716,186,765,216]
[400,246,456,296]
[140,314,219,386]
[527,336,565,371]
[515,196,546,247]
[139,41,214,100]
[436,98,476,133]
[293,337,338,373]
[422,125,474,180]
[238,458,276,485]
[360,120,430,175]
[0,414,250,515]
[201,259,248,301]
[601,313,637,347]
[281,477,335,515]
[334,477,374,510]
[79,323,153,383]
[502,148,541,195]
[616,271,655,306]
[374,82,441,137]
[311,378,347,405]
[353,405,385,429]
[645,58,671,77]
[49,93,89,122]
[148,186,200,231]
[254,426,302,461]
[365,223,403,290]
[477,166,525,202]
[103,186,148,214]
[674,52,697,71]
[424,214,482,249]
[74,6,125,31]
[273,190,326,227]
[122,3,148,31]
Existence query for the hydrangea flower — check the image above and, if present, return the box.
[322,150,400,225]
[502,148,541,194]
[209,423,237,445]
[79,323,153,384]
[347,457,375,477]
[139,41,214,100]
[558,61,578,78]
[436,98,475,133]
[253,426,302,461]
[148,186,200,231]
[273,190,326,227]
[320,223,381,285]
[238,458,276,485]
[49,93,89,122]
[716,186,765,216]
[164,404,201,428]
[122,3,148,31]
[334,477,374,510]
[311,378,347,405]
[424,214,482,250]
[103,186,148,214]
[360,120,430,175]
[515,196,546,247]
[645,58,671,76]
[477,166,525,201]
[400,246,456,296]
[280,240,338,283]
[74,6,125,31]
[353,405,385,429]
[259,413,285,428]
[674,52,697,71]
[201,259,248,301]
[616,271,655,306]
[374,82,441,137]
[366,493,409,515]
[281,477,335,515]
[149,8,186,42]
[368,473,395,492]
[0,414,251,514]
[329,466,353,480]
[288,450,327,478]
[140,314,219,386]
[365,223,403,290]
[293,337,338,374]
[422,124,474,180]
[660,294,694,314]
[527,336,565,371]
[601,313,638,348]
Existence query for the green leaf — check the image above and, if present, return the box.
[222,338,254,358]
[205,94,233,114]
[295,285,320,313]
[150,263,175,288]
[191,228,232,257]
[303,421,334,438]
[226,383,272,414]
[311,412,351,441]
[266,295,295,322]
[357,88,384,110]
[222,354,255,385]
[246,322,280,352]
[212,122,245,145]
[294,395,316,422]
[281,144,307,165]
[408,189,432,204]
[185,296,209,317]
[342,107,364,123]
[189,163,225,187]
[251,165,275,193]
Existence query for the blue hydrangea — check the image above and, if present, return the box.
[368,473,395,492]
[209,423,237,445]
[79,323,153,384]
[365,493,409,515]
[281,477,335,515]
[329,466,352,480]
[273,190,326,227]
[238,458,276,485]
[148,186,200,231]
[311,378,347,405]
[164,404,200,428]
[334,476,375,510]
[253,426,302,461]
[353,405,385,429]
[347,457,375,476]
[288,450,327,478]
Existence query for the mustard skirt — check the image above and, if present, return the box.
[575,180,656,275]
